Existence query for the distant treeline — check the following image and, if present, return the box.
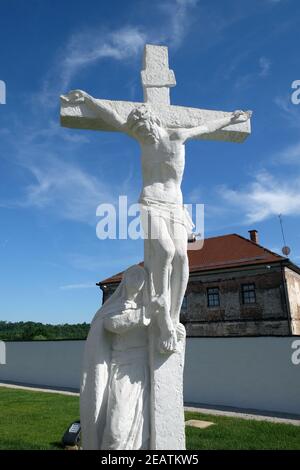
[0,321,90,341]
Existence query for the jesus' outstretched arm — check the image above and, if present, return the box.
[60,89,126,131]
[174,110,252,142]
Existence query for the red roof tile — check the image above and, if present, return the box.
[98,233,285,285]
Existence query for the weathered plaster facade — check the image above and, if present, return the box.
[285,267,300,335]
[182,265,290,337]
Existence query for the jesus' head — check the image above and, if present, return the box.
[126,105,161,143]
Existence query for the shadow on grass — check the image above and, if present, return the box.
[50,441,64,450]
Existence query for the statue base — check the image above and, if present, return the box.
[149,322,186,450]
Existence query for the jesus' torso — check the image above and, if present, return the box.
[138,128,185,205]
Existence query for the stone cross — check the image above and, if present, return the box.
[61,45,250,143]
[61,44,251,450]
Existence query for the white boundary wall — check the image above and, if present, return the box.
[0,337,299,415]
[0,340,84,390]
[184,337,300,415]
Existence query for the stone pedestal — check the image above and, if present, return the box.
[149,322,186,450]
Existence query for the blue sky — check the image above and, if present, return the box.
[0,0,300,324]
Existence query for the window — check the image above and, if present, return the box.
[207,287,220,307]
[242,283,256,304]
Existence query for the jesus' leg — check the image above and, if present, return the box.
[145,211,177,353]
[170,223,189,333]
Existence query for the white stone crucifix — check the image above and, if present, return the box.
[61,44,251,450]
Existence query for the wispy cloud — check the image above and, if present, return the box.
[59,0,199,87]
[62,0,199,80]
[220,170,300,223]
[3,0,199,224]
[234,56,272,89]
[35,0,199,108]
[60,282,95,290]
[0,117,124,223]
[61,26,147,91]
[66,252,141,272]
[274,141,300,165]
[36,26,147,108]
[66,253,104,272]
[259,56,271,77]
[274,94,300,129]
[186,187,203,204]
[1,159,116,224]
[22,158,115,224]
[158,0,199,48]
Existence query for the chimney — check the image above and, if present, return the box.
[248,229,259,244]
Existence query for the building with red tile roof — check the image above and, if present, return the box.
[97,231,300,336]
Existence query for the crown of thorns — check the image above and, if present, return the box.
[127,105,161,128]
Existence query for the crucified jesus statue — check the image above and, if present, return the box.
[62,89,251,354]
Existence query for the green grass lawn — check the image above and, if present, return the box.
[0,387,299,450]
[185,411,300,450]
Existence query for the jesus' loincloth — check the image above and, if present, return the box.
[139,196,194,240]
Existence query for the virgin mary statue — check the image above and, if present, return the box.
[80,265,150,450]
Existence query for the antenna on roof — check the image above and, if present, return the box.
[278,214,291,256]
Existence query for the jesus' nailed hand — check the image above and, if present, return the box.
[62,89,252,354]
